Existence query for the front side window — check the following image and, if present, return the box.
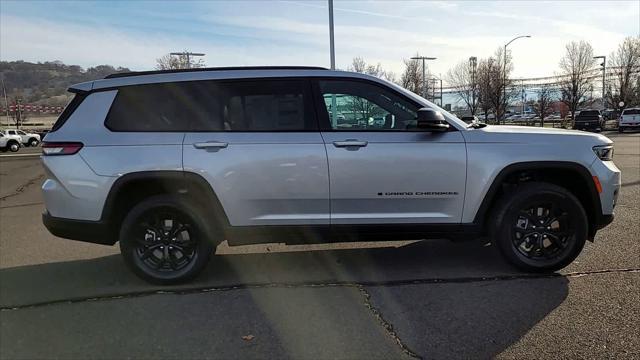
[17,130,26,135]
[318,80,419,131]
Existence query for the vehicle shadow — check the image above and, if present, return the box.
[0,239,569,359]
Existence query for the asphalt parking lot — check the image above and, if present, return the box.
[0,132,638,359]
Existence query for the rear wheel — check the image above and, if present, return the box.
[119,195,217,284]
[29,138,39,147]
[8,141,19,152]
[491,182,587,272]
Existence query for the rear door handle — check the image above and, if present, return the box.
[193,141,228,149]
[333,140,368,148]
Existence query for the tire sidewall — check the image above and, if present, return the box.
[119,195,216,284]
[493,183,588,272]
[9,142,19,152]
[29,138,39,147]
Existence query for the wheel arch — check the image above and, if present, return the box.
[101,171,230,237]
[474,161,602,239]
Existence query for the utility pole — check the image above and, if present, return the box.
[594,55,606,110]
[411,56,436,100]
[169,51,205,68]
[1,76,9,125]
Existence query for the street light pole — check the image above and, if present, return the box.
[503,35,531,121]
[411,56,436,99]
[328,0,335,70]
[594,55,606,110]
[469,56,477,114]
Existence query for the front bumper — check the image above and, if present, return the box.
[42,211,116,245]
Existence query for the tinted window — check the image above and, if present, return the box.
[318,80,419,131]
[623,109,640,115]
[106,79,315,132]
[579,110,599,116]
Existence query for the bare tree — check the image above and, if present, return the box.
[348,57,396,82]
[156,51,205,70]
[400,55,426,95]
[476,58,493,122]
[559,41,595,121]
[446,59,479,115]
[532,84,556,127]
[607,37,640,111]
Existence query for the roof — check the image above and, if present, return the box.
[104,66,328,79]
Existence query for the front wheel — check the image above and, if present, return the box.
[119,195,217,284]
[491,182,588,272]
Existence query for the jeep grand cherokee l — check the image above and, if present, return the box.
[41,66,620,284]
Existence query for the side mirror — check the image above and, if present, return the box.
[416,108,450,132]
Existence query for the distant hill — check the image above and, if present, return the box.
[0,60,131,106]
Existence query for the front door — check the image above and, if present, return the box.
[315,79,466,224]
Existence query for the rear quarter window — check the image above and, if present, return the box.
[51,93,87,132]
[105,83,195,132]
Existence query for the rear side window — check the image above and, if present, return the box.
[105,79,316,132]
[623,109,640,115]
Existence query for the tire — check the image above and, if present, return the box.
[28,138,39,147]
[119,195,218,284]
[618,127,624,133]
[8,141,19,152]
[490,182,588,273]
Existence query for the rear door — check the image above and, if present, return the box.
[182,78,330,226]
[314,78,467,225]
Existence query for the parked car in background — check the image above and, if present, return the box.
[573,110,603,132]
[618,108,640,132]
[0,130,22,152]
[3,129,41,147]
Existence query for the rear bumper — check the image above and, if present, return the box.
[619,123,640,129]
[573,122,602,130]
[42,211,116,245]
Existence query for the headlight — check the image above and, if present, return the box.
[593,145,614,161]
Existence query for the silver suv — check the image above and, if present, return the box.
[41,67,620,284]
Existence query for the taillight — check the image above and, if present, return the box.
[41,142,83,156]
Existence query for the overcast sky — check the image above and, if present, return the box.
[1,0,638,79]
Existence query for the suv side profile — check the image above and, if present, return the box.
[41,67,620,284]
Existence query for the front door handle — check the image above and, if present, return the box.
[193,141,228,149]
[333,140,368,148]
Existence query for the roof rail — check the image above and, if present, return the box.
[104,66,329,79]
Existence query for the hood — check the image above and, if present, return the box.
[464,125,612,146]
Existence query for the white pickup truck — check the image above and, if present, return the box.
[0,130,22,152]
[3,129,41,147]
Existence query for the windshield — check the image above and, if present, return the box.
[623,109,640,115]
